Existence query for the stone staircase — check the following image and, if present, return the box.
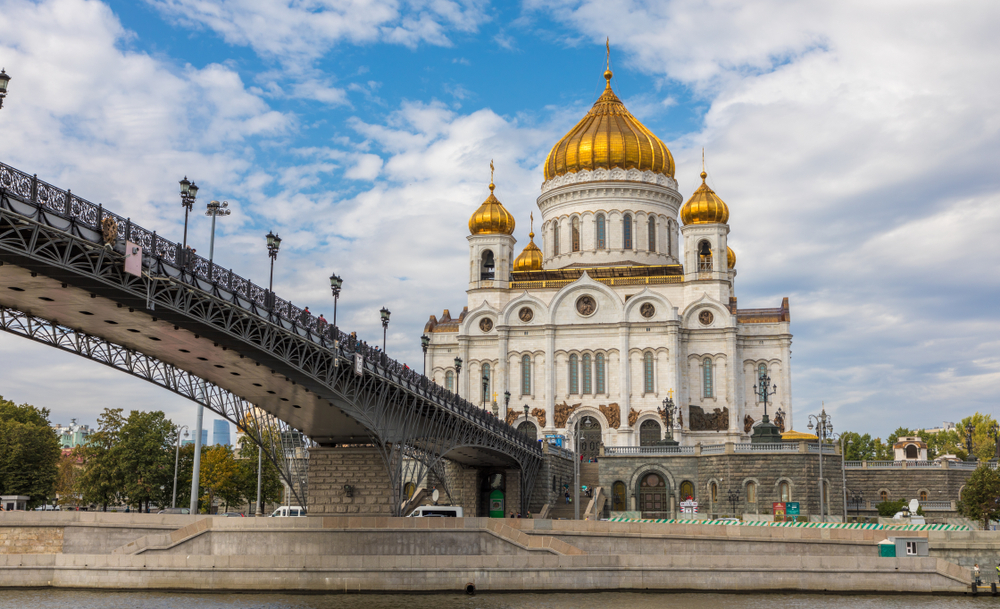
[543,463,601,520]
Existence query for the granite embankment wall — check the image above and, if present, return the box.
[0,512,978,593]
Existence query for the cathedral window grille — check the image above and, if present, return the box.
[482,363,491,404]
[596,214,606,249]
[582,354,592,394]
[569,354,579,394]
[595,353,606,394]
[666,220,672,256]
[521,355,531,395]
[643,352,654,393]
[445,370,454,393]
[572,217,580,252]
[703,357,714,398]
[647,217,656,252]
[553,221,560,255]
[639,420,661,446]
[698,240,712,272]
[623,214,633,250]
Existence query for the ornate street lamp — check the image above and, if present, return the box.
[179,177,199,253]
[727,488,740,518]
[329,273,343,328]
[0,69,11,109]
[808,406,834,521]
[205,200,230,281]
[420,334,430,375]
[481,370,490,410]
[965,422,976,460]
[265,231,281,315]
[379,307,390,352]
[750,370,781,444]
[504,390,511,417]
[656,392,679,446]
[453,356,462,397]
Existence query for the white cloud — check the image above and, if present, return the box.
[344,153,384,180]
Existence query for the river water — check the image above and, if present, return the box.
[0,591,987,609]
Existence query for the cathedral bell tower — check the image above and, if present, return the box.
[680,170,731,282]
[468,162,516,290]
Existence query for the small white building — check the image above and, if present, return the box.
[893,436,928,461]
[1,495,30,511]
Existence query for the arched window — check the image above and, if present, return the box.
[481,363,491,404]
[582,354,592,394]
[569,354,579,394]
[517,421,537,442]
[572,217,580,252]
[596,214,606,249]
[480,249,495,280]
[919,490,928,502]
[553,221,560,255]
[880,489,888,502]
[710,482,718,503]
[905,444,918,459]
[640,473,667,517]
[647,217,656,252]
[643,352,654,393]
[666,220,672,256]
[758,363,767,382]
[521,355,531,395]
[623,214,633,249]
[595,353,606,394]
[698,240,712,272]
[639,420,661,446]
[445,370,454,392]
[679,480,694,501]
[779,482,791,502]
[612,481,627,511]
[703,357,714,398]
[746,481,757,503]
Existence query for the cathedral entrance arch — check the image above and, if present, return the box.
[575,416,602,461]
[638,472,669,519]
[517,421,537,442]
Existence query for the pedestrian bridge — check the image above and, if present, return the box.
[0,161,541,514]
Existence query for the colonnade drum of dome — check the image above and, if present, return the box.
[0,161,542,514]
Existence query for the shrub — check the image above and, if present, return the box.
[877,499,907,517]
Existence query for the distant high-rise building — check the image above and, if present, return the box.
[212,420,231,446]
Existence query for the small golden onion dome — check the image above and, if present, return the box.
[543,69,675,181]
[469,182,515,235]
[727,246,736,269]
[680,171,730,225]
[513,232,543,271]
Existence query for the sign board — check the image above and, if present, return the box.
[354,353,364,375]
[680,500,699,514]
[124,242,142,277]
[773,502,786,522]
[786,502,800,516]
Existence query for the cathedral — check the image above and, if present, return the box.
[424,64,793,457]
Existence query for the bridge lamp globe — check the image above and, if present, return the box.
[420,334,430,352]
[379,307,391,326]
[329,273,343,296]
[0,69,10,94]
[454,356,462,375]
[179,176,191,196]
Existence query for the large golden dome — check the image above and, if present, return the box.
[543,69,675,181]
[469,181,515,235]
[727,246,736,269]
[514,231,543,271]
[680,171,729,225]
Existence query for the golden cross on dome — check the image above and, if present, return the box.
[606,38,610,70]
[493,391,498,401]
[490,159,494,183]
[530,211,534,232]
[668,388,674,400]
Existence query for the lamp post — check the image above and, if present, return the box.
[965,422,976,460]
[849,490,864,519]
[171,426,189,508]
[179,177,199,253]
[255,442,263,516]
[420,334,430,375]
[841,437,853,519]
[808,406,833,521]
[481,371,490,411]
[329,273,343,328]
[989,422,999,460]
[380,307,390,352]
[727,488,740,518]
[504,391,511,420]
[205,200,230,282]
[0,69,11,109]
[454,357,462,397]
[751,371,780,444]
[265,231,281,316]
[657,392,679,446]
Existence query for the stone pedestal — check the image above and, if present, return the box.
[750,415,783,444]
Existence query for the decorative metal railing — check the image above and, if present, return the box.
[0,161,541,459]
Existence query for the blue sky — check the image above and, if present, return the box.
[0,0,998,441]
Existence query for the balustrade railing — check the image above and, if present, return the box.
[0,162,540,455]
[701,444,725,455]
[734,442,797,453]
[604,445,695,456]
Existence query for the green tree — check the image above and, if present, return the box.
[199,444,239,513]
[841,432,878,461]
[876,498,907,517]
[118,410,174,512]
[917,428,964,460]
[171,443,195,509]
[77,408,125,510]
[0,396,61,507]
[234,433,283,514]
[958,464,1000,530]
[959,413,998,463]
[54,448,84,507]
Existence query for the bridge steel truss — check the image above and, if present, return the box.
[0,162,542,516]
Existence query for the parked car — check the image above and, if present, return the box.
[157,507,191,514]
[33,504,60,511]
[408,506,464,517]
[219,512,245,517]
[270,505,306,517]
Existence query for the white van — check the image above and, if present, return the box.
[270,505,306,517]
[408,505,463,517]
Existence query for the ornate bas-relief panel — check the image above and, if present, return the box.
[774,410,786,433]
[531,408,547,428]
[599,403,621,429]
[628,409,640,427]
[518,307,534,322]
[554,402,579,428]
[479,318,493,332]
[699,310,714,325]
[689,405,729,431]
[640,303,655,318]
[576,295,597,316]
[744,414,755,433]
